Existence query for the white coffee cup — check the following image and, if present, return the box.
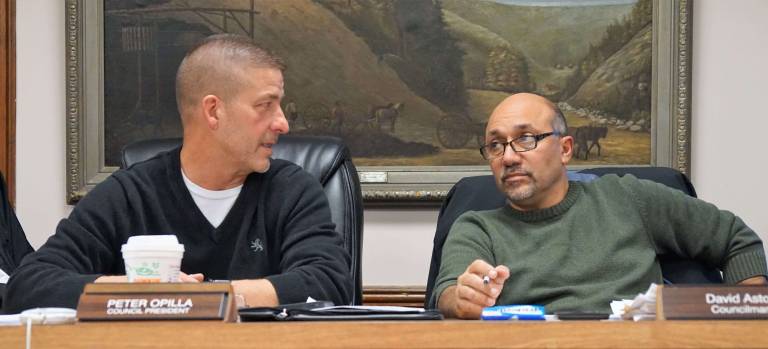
[121,235,185,283]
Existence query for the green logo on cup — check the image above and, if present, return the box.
[129,262,160,277]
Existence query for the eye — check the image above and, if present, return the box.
[255,101,272,109]
[514,135,537,149]
[488,141,504,150]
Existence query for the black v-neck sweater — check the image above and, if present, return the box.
[4,148,351,313]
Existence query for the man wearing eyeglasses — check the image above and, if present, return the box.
[434,93,767,319]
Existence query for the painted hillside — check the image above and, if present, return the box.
[158,0,445,126]
[104,0,450,166]
[568,24,652,122]
[104,0,653,167]
[441,0,634,97]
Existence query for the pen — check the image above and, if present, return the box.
[482,275,490,285]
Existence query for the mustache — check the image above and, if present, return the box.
[263,135,280,144]
[502,166,531,179]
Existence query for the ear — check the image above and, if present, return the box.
[560,135,574,164]
[201,95,222,130]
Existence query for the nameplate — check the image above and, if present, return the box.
[657,285,768,320]
[359,171,388,183]
[77,283,236,322]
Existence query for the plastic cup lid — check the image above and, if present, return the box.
[121,235,185,253]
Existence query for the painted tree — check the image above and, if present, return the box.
[392,0,467,113]
[483,44,530,93]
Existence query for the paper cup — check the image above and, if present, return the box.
[121,235,184,283]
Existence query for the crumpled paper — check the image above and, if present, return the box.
[609,283,658,321]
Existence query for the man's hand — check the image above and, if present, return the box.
[180,272,204,282]
[438,259,510,319]
[94,275,129,283]
[95,272,204,283]
[738,275,768,285]
[230,279,279,308]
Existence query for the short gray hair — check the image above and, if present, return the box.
[175,34,285,119]
[551,105,568,135]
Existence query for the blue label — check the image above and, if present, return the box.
[481,304,546,321]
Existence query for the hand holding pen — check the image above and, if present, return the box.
[444,259,510,319]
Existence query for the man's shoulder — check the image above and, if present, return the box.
[583,173,685,205]
[265,158,301,174]
[585,173,642,191]
[258,158,319,191]
[455,207,509,226]
[86,149,177,203]
[447,208,510,243]
[255,159,331,222]
[262,158,308,182]
[588,172,673,191]
[115,147,177,180]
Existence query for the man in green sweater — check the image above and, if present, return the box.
[434,93,767,319]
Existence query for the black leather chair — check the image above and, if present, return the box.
[0,172,34,310]
[424,167,722,308]
[121,135,364,305]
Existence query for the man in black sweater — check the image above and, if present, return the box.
[3,34,351,313]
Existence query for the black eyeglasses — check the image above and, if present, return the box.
[479,132,560,160]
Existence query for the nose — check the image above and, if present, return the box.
[500,143,522,165]
[273,104,289,134]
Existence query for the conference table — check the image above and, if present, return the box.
[2,320,767,348]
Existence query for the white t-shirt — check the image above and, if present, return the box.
[181,170,242,228]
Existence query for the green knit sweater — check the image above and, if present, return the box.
[432,174,767,313]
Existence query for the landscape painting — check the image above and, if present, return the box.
[102,0,653,169]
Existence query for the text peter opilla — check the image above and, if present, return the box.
[106,298,194,315]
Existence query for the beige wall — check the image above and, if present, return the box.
[15,0,768,286]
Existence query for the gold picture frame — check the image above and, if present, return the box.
[65,0,692,205]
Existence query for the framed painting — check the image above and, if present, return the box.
[65,0,692,205]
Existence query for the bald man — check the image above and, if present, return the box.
[433,93,767,319]
[4,35,352,313]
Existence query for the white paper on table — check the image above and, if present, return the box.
[315,305,425,313]
[610,283,659,321]
[0,314,21,326]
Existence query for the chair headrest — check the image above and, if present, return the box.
[121,138,181,169]
[271,135,348,185]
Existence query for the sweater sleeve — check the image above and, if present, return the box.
[264,166,352,305]
[3,176,131,313]
[624,175,767,283]
[429,211,494,308]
